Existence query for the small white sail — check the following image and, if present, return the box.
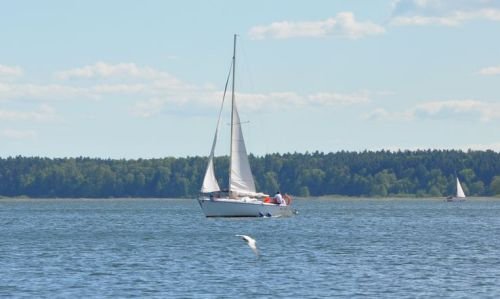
[229,101,256,194]
[201,152,220,193]
[201,126,221,193]
[201,81,228,193]
[456,177,466,198]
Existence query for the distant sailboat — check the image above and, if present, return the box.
[446,177,466,202]
[197,35,296,217]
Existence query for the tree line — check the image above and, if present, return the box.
[1,150,500,198]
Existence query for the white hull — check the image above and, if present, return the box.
[197,197,295,217]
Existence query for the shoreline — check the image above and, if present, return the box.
[1,195,499,201]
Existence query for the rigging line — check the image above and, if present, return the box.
[218,59,234,126]
[207,60,233,158]
[217,60,234,129]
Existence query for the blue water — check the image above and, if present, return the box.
[1,198,500,298]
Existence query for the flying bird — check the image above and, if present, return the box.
[235,234,259,257]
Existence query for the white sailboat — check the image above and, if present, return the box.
[197,35,296,217]
[446,177,466,202]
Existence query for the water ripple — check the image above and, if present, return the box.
[1,197,500,298]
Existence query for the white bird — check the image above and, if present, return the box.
[235,234,259,257]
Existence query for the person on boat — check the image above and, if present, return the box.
[274,191,286,206]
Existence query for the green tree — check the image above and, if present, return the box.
[469,181,485,195]
[428,185,442,197]
[370,184,388,197]
[1,150,499,198]
[490,176,500,196]
[298,186,310,197]
[262,171,279,194]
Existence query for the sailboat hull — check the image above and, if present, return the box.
[446,197,466,202]
[197,197,296,217]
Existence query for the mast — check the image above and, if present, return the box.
[229,34,236,192]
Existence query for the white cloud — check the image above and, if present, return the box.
[235,92,303,110]
[93,64,376,117]
[91,83,147,94]
[0,104,56,122]
[391,9,500,26]
[2,62,375,120]
[415,100,500,121]
[249,12,385,40]
[363,108,415,121]
[392,0,500,14]
[0,129,36,140]
[130,90,372,118]
[366,99,500,122]
[391,0,500,26]
[131,98,166,118]
[478,65,500,75]
[1,63,193,102]
[0,83,88,101]
[219,91,371,111]
[308,91,370,106]
[0,64,23,77]
[55,62,173,80]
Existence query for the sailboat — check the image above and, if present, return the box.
[197,35,296,217]
[446,177,466,202]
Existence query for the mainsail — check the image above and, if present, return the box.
[229,101,256,194]
[456,177,466,198]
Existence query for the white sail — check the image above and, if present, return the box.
[201,145,220,193]
[201,78,228,193]
[456,177,466,198]
[229,101,256,194]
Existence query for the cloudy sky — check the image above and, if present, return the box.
[1,0,500,158]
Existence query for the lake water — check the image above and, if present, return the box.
[1,197,500,298]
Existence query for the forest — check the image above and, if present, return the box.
[1,150,500,198]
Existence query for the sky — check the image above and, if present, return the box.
[1,0,500,158]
